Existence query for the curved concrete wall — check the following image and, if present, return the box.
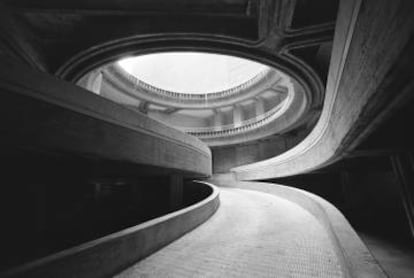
[0,58,211,177]
[212,126,311,173]
[1,182,220,278]
[92,63,316,148]
[232,0,414,180]
[208,179,386,278]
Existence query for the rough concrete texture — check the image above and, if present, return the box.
[208,179,385,277]
[233,0,414,180]
[0,58,211,177]
[115,188,344,277]
[1,183,219,278]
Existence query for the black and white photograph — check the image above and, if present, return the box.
[0,0,413,277]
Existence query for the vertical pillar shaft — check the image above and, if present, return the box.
[233,105,242,127]
[92,72,103,94]
[255,97,265,117]
[213,109,222,126]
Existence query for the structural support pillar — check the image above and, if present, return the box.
[138,101,149,114]
[91,71,103,95]
[213,109,223,126]
[233,104,242,127]
[255,97,265,117]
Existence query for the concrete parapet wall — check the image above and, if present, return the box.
[1,182,220,278]
[0,58,211,177]
[209,179,386,278]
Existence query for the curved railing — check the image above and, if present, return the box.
[100,64,309,147]
[1,181,220,278]
[182,97,290,138]
[0,57,212,176]
[206,179,386,278]
[101,65,281,108]
[80,61,309,146]
[114,64,273,100]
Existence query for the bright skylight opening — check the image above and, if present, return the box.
[117,52,268,94]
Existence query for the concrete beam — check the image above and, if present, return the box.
[280,23,335,53]
[232,105,242,127]
[213,109,223,126]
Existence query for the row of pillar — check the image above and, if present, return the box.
[212,97,267,127]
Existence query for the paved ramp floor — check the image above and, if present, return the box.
[115,188,345,277]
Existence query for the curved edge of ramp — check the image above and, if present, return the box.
[232,0,414,180]
[0,57,211,176]
[210,180,386,278]
[1,182,220,278]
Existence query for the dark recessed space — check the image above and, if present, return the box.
[290,0,339,29]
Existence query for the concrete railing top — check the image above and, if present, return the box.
[182,95,291,139]
[1,182,220,278]
[118,65,272,99]
[207,178,386,278]
[0,57,212,177]
[97,64,283,109]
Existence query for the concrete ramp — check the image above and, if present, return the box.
[116,188,346,277]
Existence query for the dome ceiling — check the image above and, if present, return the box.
[117,52,268,94]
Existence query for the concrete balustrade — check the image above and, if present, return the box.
[1,182,220,278]
[100,65,278,108]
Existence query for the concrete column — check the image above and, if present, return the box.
[138,101,149,114]
[91,72,103,95]
[169,174,183,210]
[255,97,265,117]
[213,109,223,126]
[233,105,242,127]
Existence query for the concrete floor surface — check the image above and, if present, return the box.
[115,188,344,277]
